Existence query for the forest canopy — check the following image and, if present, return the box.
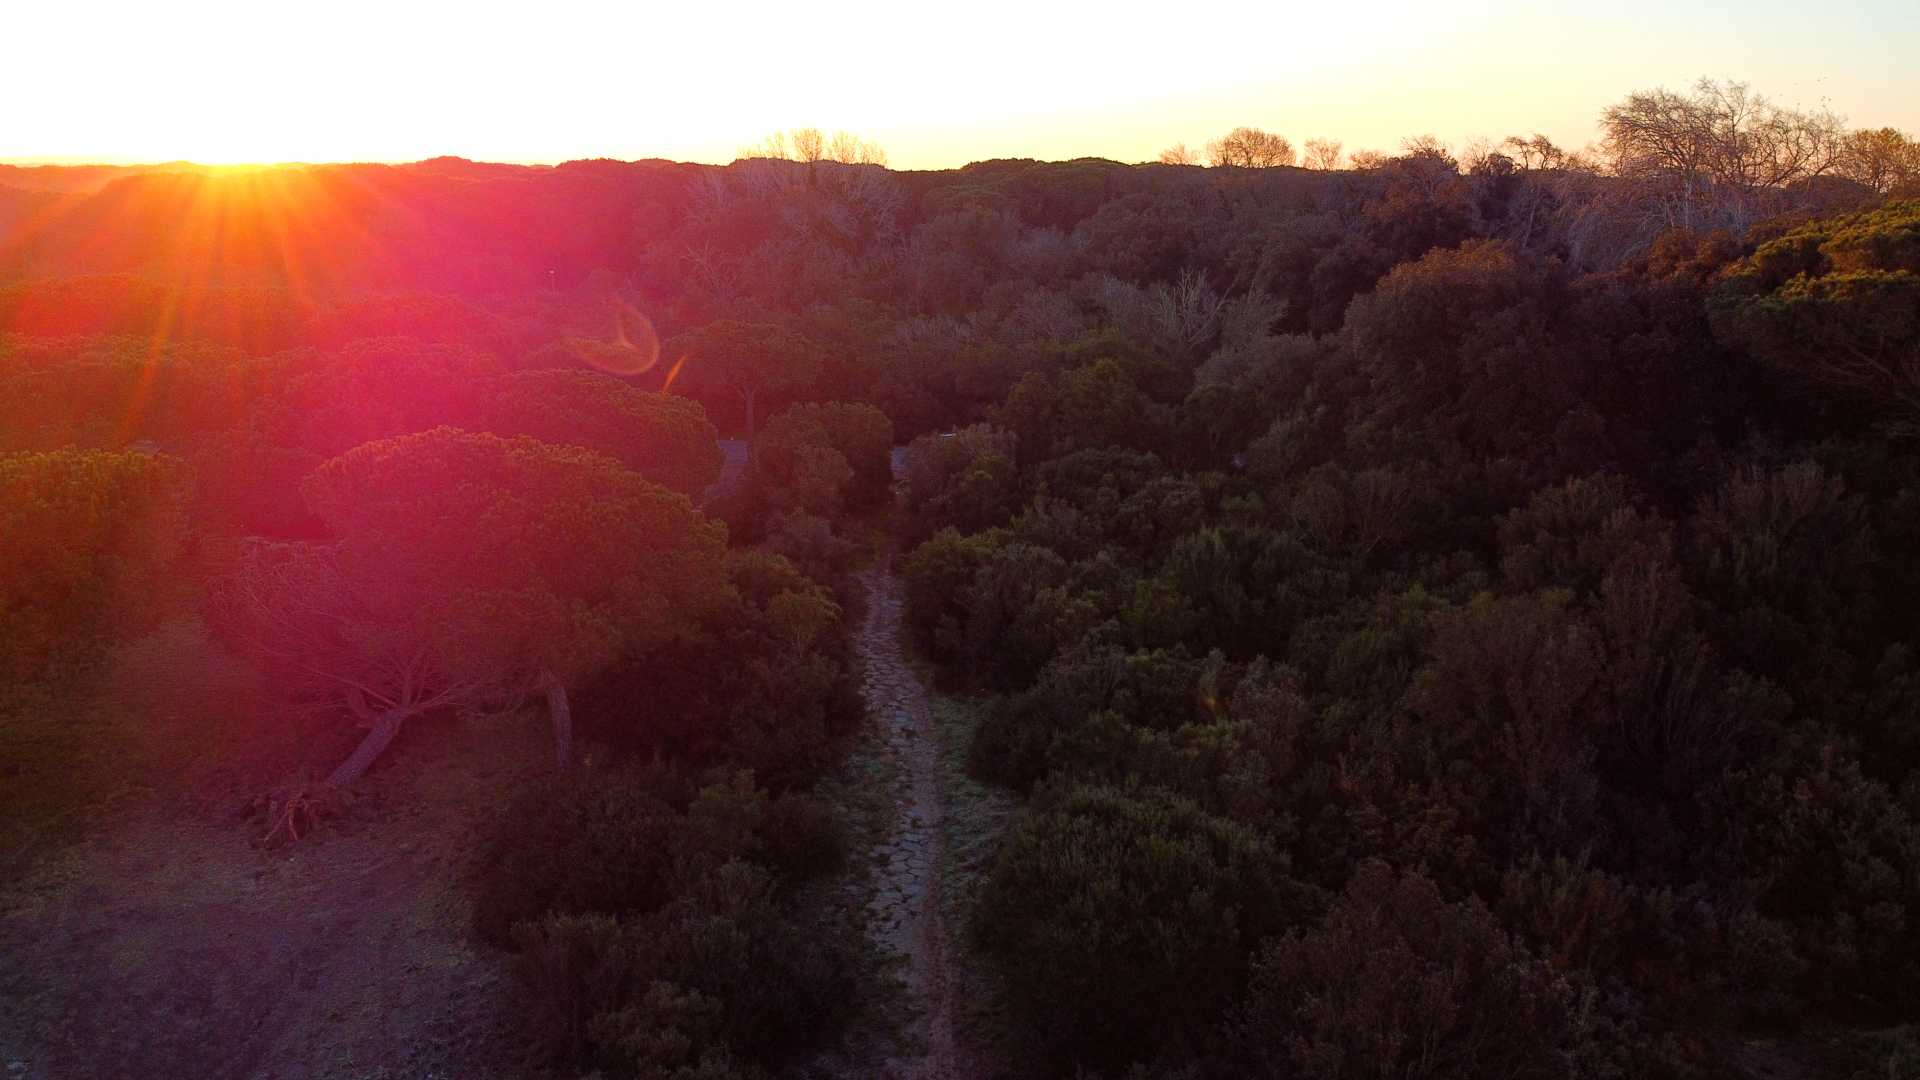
[6,78,1920,1079]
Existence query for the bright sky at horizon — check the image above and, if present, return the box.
[7,0,1918,169]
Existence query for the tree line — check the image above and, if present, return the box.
[3,77,1919,1077]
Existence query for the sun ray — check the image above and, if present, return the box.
[659,352,693,394]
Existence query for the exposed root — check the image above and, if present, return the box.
[250,782,350,847]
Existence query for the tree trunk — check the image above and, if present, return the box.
[327,708,409,787]
[547,680,573,771]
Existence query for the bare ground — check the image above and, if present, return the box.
[844,556,963,1080]
[0,708,539,1080]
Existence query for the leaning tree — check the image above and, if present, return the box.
[213,427,728,786]
[668,320,823,442]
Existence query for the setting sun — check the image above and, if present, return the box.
[7,3,1920,1077]
[7,0,1918,167]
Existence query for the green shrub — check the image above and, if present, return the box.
[902,424,1021,540]
[899,527,999,656]
[993,358,1175,466]
[971,783,1296,1067]
[1235,860,1582,1079]
[509,862,854,1075]
[511,912,635,1063]
[955,540,1089,689]
[575,551,860,788]
[473,762,694,943]
[485,368,723,497]
[635,860,858,1064]
[969,644,1214,790]
[752,400,895,512]
[1702,745,1920,1006]
[0,448,191,682]
[754,791,848,881]
[589,982,765,1079]
[760,511,858,587]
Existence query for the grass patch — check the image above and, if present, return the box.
[0,617,274,881]
[920,672,1024,1068]
[0,692,547,1079]
[928,692,1017,926]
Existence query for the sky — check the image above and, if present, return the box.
[5,0,1918,169]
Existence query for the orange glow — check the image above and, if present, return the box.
[660,354,693,396]
[0,167,413,370]
[3,2,1915,169]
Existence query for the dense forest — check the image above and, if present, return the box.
[5,82,1920,1078]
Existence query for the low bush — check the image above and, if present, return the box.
[754,791,848,881]
[971,782,1298,1068]
[510,860,858,1074]
[473,761,694,944]
[1234,860,1583,1079]
[760,511,858,587]
[574,551,861,788]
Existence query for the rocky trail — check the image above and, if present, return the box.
[821,445,972,1079]
[851,554,961,1079]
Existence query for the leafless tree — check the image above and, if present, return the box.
[1093,269,1232,361]
[1303,138,1343,170]
[790,127,827,163]
[1150,268,1230,359]
[1458,136,1500,173]
[741,130,792,161]
[1208,127,1296,168]
[1501,133,1569,171]
[1601,78,1847,231]
[1159,142,1200,166]
[1391,137,1461,196]
[827,130,888,165]
[1400,134,1452,159]
[742,128,887,167]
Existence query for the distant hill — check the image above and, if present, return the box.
[0,162,210,194]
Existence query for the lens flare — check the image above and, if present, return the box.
[660,352,693,394]
[579,299,661,376]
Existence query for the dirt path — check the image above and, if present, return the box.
[853,552,962,1080]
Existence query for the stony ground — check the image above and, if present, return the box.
[851,556,961,1080]
[809,443,1011,1079]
